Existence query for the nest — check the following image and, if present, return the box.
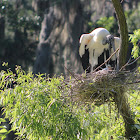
[66,68,139,105]
[64,68,139,136]
[64,68,140,137]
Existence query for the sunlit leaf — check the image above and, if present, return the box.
[0,129,7,133]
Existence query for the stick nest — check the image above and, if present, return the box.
[66,68,140,105]
[63,68,140,138]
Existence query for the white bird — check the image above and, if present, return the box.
[79,28,120,73]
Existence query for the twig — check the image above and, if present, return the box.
[64,66,80,82]
[93,47,120,73]
[119,57,131,71]
[125,80,140,85]
[120,56,140,71]
[127,56,140,66]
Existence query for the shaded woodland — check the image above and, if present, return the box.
[0,1,140,140]
[0,0,140,76]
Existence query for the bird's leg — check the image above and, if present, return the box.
[104,50,108,68]
[90,57,96,73]
[90,59,94,73]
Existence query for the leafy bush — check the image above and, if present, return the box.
[0,66,84,139]
[125,4,140,33]
[0,65,139,139]
[129,29,140,59]
[88,16,118,35]
[0,0,40,71]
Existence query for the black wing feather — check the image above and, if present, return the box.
[81,48,91,73]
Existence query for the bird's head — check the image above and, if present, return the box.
[102,35,114,45]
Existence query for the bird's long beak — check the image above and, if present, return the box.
[112,39,117,59]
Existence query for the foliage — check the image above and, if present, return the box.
[127,85,140,140]
[0,118,8,140]
[129,29,140,59]
[125,4,140,33]
[88,3,140,36]
[0,0,41,36]
[0,66,84,139]
[0,65,140,140]
[88,16,117,34]
[0,0,41,71]
[76,104,125,140]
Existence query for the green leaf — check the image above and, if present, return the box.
[136,106,140,111]
[129,29,140,58]
[0,118,6,123]
[2,62,8,67]
[0,134,6,140]
[134,124,140,130]
[0,129,7,133]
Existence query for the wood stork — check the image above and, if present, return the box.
[79,28,120,73]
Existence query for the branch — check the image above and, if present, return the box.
[64,66,80,82]
[120,56,140,71]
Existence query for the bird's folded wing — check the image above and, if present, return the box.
[79,34,93,57]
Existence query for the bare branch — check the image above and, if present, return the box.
[119,56,140,71]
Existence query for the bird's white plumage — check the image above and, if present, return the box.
[79,28,120,72]
[90,28,110,45]
[86,28,111,70]
[79,34,93,57]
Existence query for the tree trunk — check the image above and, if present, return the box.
[33,0,85,76]
[114,90,138,139]
[111,0,138,138]
[0,16,5,40]
[111,0,129,70]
